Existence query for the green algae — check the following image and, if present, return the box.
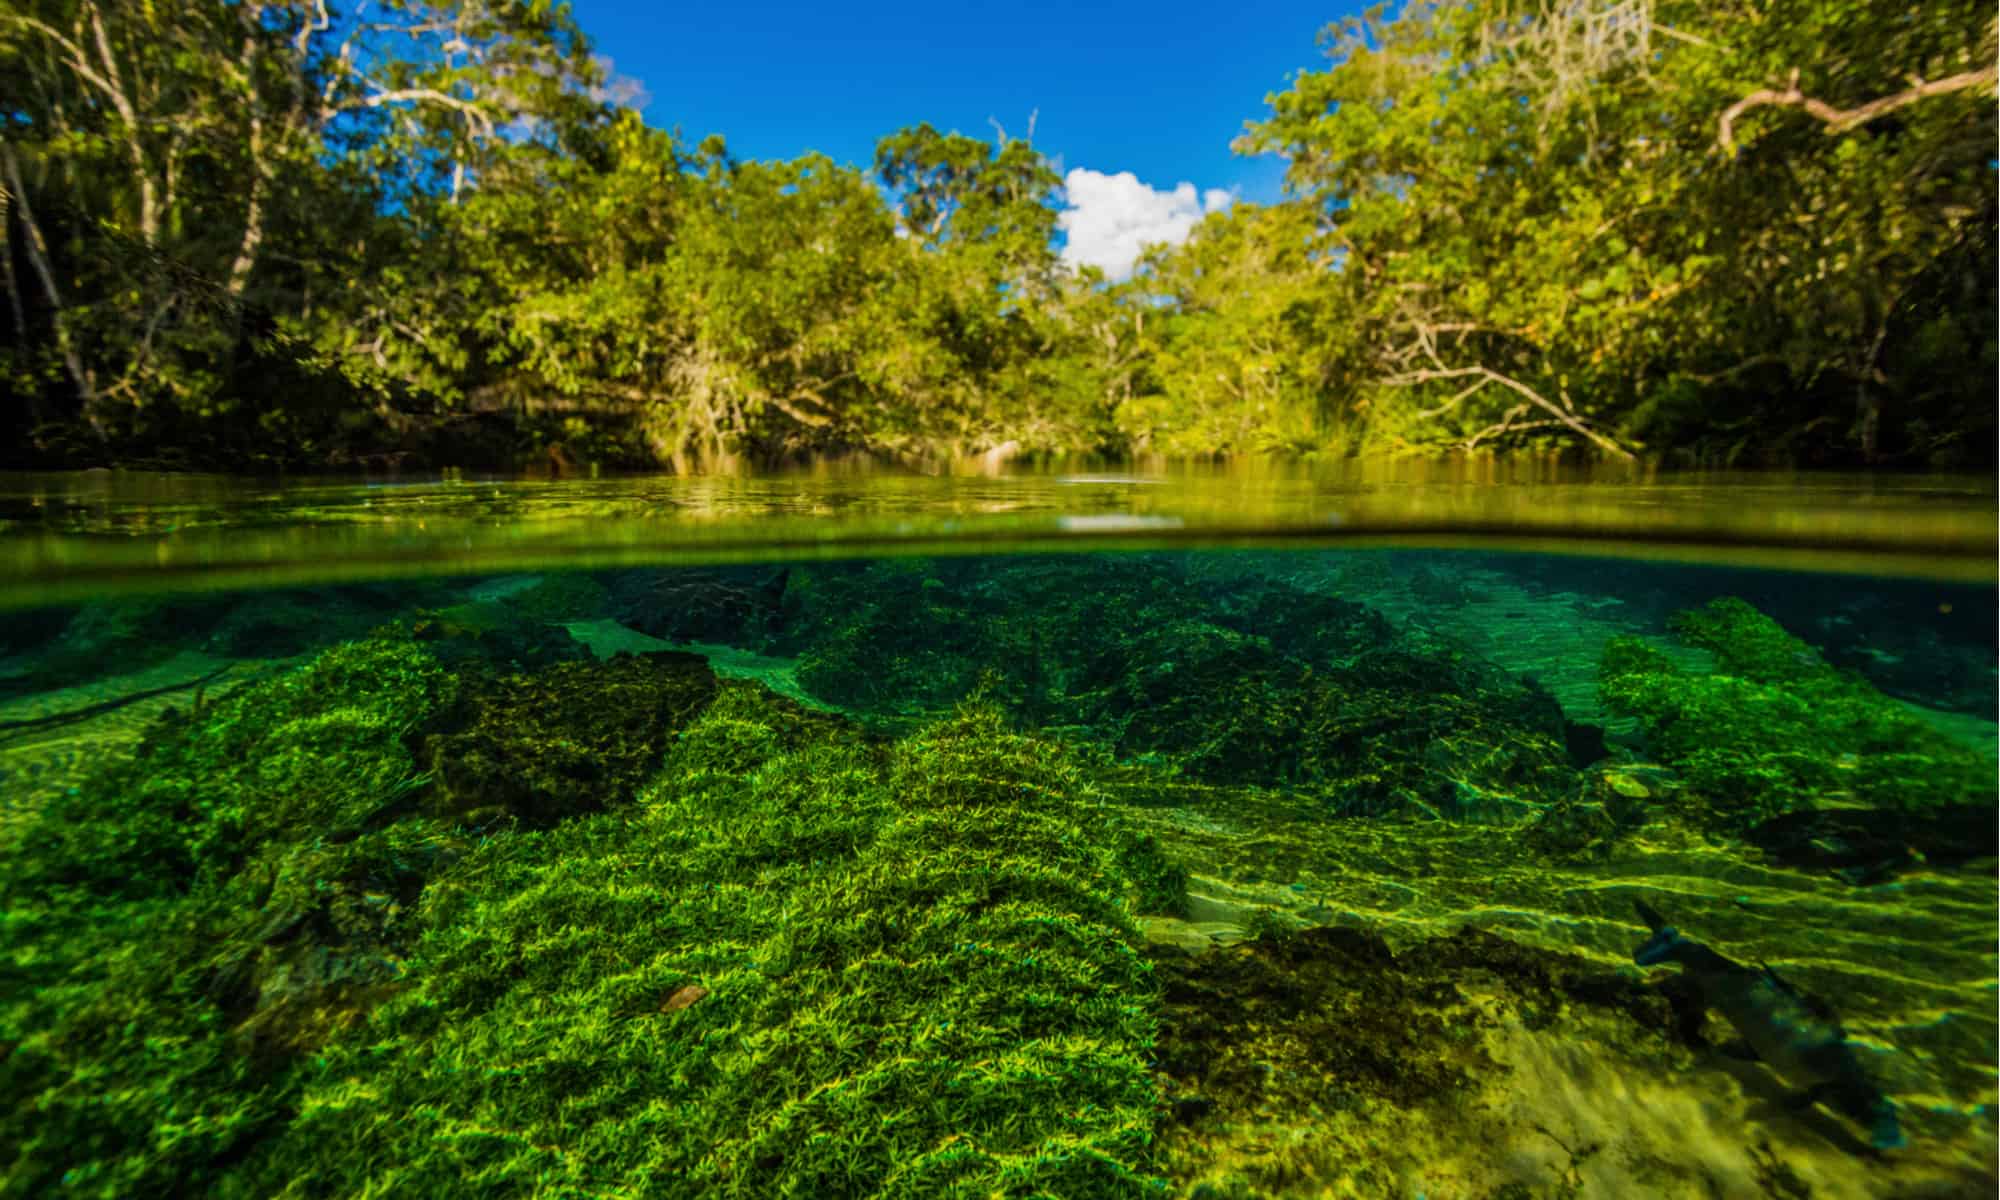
[1598,598,1996,862]
[418,650,719,826]
[2,551,1994,1199]
[2,645,1186,1197]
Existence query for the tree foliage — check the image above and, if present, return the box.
[0,0,1991,468]
[1239,0,1997,462]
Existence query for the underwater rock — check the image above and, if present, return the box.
[199,587,416,659]
[0,634,470,1196]
[1745,803,1998,879]
[410,596,589,672]
[0,596,231,695]
[1210,586,1393,666]
[11,634,458,897]
[0,603,75,660]
[1523,768,1658,861]
[418,649,719,826]
[605,565,792,645]
[229,696,1167,1198]
[1150,923,1666,1193]
[1113,830,1193,918]
[505,571,610,625]
[782,556,1581,820]
[1563,718,1611,767]
[1599,599,1996,840]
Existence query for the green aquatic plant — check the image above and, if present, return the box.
[1666,596,1831,686]
[15,634,455,898]
[231,691,1170,1196]
[782,556,1580,821]
[417,649,719,826]
[1599,599,1995,832]
[1,634,464,1198]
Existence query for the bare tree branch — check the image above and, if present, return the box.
[331,87,498,139]
[1719,65,1999,154]
[0,186,24,343]
[3,9,159,243]
[0,138,98,421]
[1382,358,1636,459]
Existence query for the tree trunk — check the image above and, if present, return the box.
[0,139,98,430]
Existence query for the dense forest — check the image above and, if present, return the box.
[1,0,1993,471]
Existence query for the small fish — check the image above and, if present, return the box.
[1632,899,1904,1151]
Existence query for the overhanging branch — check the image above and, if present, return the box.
[1383,363,1634,459]
[1719,65,1999,154]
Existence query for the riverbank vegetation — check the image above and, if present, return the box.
[2,0,1992,471]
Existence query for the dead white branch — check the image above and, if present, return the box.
[1719,65,1999,154]
[1384,363,1634,458]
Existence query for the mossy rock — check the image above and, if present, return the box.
[1,634,467,1198]
[1115,831,1192,918]
[606,565,793,644]
[419,649,719,826]
[782,557,1579,819]
[1667,595,1827,685]
[1151,926,1666,1196]
[1600,598,1997,856]
[231,699,1168,1197]
[411,598,589,672]
[508,571,610,625]
[12,635,456,898]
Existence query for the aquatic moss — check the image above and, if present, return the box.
[13,634,454,898]
[783,556,1579,821]
[417,649,719,826]
[1667,596,1828,685]
[1114,832,1192,919]
[0,634,465,1198]
[1599,599,1995,832]
[1150,926,1666,1197]
[223,693,1167,1197]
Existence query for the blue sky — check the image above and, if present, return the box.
[566,1,1356,273]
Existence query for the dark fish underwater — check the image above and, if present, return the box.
[1632,899,1904,1151]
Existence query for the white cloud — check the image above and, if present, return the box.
[1057,168,1233,280]
[590,54,651,112]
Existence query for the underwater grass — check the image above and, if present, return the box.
[3,632,1180,1197]
[1600,598,1994,830]
[5,565,1994,1198]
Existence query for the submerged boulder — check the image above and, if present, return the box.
[1598,598,1996,867]
[783,556,1579,822]
[605,565,793,645]
[226,695,1169,1197]
[418,649,719,826]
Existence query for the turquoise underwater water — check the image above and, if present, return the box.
[0,469,1994,1198]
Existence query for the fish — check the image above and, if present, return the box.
[1631,899,1904,1151]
